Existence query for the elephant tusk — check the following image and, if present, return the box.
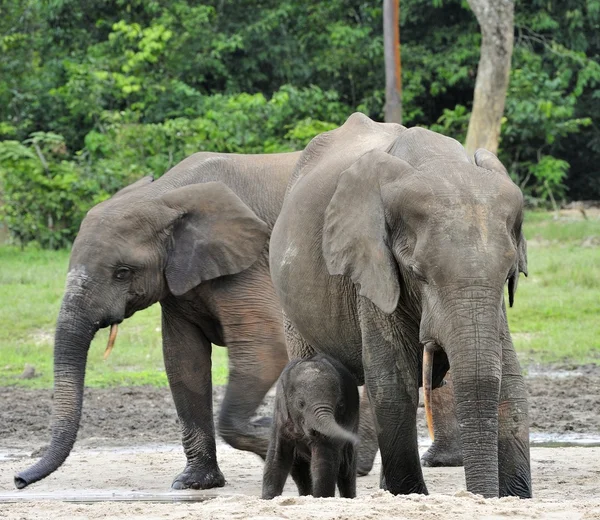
[104,324,118,360]
[423,343,434,441]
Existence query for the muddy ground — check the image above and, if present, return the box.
[1,364,600,518]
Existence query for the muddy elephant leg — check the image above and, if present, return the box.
[359,298,427,495]
[311,442,341,498]
[356,387,379,476]
[217,289,289,458]
[420,372,464,467]
[498,306,532,498]
[161,304,225,490]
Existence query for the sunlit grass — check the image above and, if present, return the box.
[1,209,598,388]
[507,210,600,364]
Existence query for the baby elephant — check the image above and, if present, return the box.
[262,354,360,499]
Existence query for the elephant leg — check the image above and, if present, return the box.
[420,372,464,467]
[161,305,225,490]
[311,443,340,498]
[356,387,378,476]
[217,288,289,458]
[337,444,357,498]
[498,307,532,498]
[262,428,294,499]
[290,455,312,496]
[359,298,427,495]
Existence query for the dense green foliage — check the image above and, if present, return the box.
[1,0,599,247]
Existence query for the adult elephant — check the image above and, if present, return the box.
[270,113,531,498]
[15,151,301,490]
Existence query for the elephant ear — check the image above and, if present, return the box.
[323,149,411,315]
[474,149,528,306]
[508,227,528,307]
[112,176,154,199]
[161,182,269,296]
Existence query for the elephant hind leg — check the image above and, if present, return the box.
[356,387,379,476]
[420,373,464,468]
[217,297,289,458]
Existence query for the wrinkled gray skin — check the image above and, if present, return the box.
[262,354,359,499]
[270,113,531,498]
[15,152,303,491]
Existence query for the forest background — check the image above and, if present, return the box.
[0,0,599,249]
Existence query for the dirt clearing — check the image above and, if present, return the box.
[1,364,599,518]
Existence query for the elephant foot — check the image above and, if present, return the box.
[420,440,463,467]
[171,463,225,490]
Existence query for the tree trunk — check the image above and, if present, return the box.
[383,0,402,124]
[464,0,514,156]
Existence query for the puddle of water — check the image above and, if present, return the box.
[529,432,600,448]
[526,369,585,379]
[417,433,600,449]
[0,491,221,503]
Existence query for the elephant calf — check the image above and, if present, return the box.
[262,354,360,499]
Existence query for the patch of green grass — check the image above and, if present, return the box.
[1,209,598,389]
[507,211,600,364]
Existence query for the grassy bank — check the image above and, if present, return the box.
[0,209,598,388]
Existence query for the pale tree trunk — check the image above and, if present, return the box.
[464,0,514,156]
[383,0,402,124]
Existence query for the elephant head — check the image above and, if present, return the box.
[280,357,360,447]
[15,178,269,489]
[322,128,529,497]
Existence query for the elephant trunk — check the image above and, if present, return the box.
[309,407,359,446]
[438,289,503,498]
[14,299,95,489]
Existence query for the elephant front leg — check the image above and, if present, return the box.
[161,307,225,490]
[498,308,532,498]
[311,443,341,498]
[337,444,357,498]
[359,298,427,495]
[262,428,294,499]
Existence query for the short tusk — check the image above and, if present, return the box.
[423,343,434,441]
[104,324,118,360]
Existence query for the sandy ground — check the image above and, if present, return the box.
[1,445,600,519]
[1,365,600,518]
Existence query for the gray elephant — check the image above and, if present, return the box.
[270,113,531,498]
[262,354,359,499]
[15,151,301,490]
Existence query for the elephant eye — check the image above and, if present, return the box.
[297,399,306,409]
[114,267,133,282]
[410,264,428,284]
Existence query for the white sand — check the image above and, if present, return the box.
[1,443,599,519]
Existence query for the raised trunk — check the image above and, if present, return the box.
[440,293,502,498]
[14,304,95,488]
[310,409,359,447]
